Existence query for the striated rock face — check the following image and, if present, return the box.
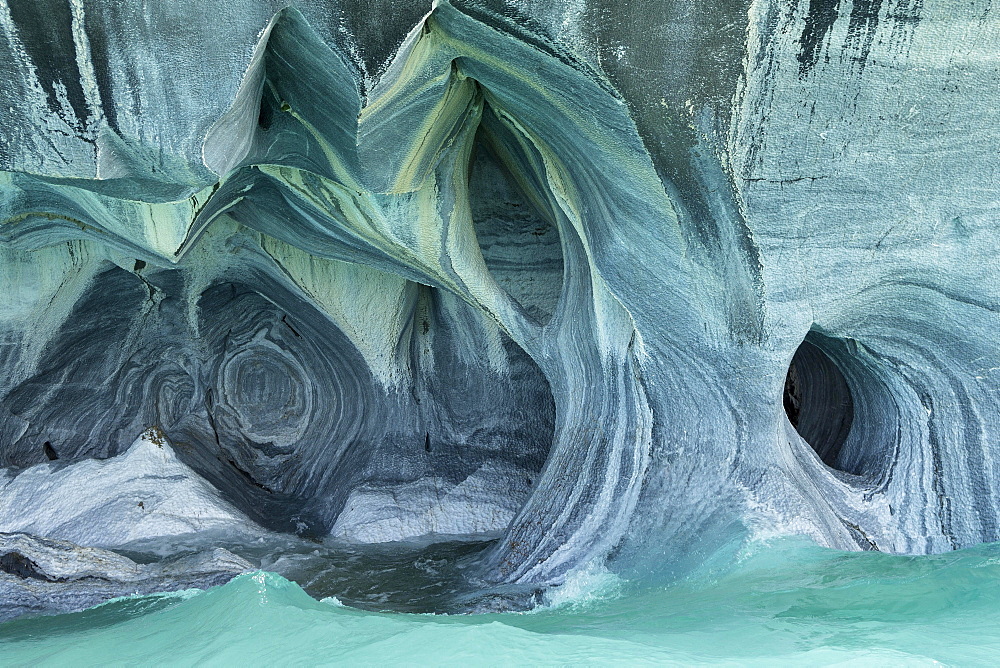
[0,0,998,612]
[0,533,252,621]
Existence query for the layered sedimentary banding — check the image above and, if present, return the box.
[0,0,998,611]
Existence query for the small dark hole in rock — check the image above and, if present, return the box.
[258,99,273,130]
[783,339,855,470]
[43,441,58,461]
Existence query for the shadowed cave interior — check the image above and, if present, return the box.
[783,331,902,483]
[784,334,856,471]
[0,116,567,612]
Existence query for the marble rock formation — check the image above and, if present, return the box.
[0,533,252,622]
[0,428,267,548]
[0,0,998,613]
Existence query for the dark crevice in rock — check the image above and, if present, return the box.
[227,458,275,495]
[43,442,58,461]
[783,365,802,429]
[784,335,855,470]
[0,552,58,582]
[257,94,274,131]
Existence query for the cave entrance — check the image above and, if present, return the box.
[783,335,855,471]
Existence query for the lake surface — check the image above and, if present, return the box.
[2,536,998,665]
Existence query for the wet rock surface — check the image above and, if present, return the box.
[0,533,251,622]
[0,0,997,615]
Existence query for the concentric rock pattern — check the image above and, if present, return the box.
[0,0,998,614]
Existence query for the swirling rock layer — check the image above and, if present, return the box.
[0,0,998,612]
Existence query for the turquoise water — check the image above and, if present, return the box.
[3,537,1000,666]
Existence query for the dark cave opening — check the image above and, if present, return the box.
[783,336,856,470]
